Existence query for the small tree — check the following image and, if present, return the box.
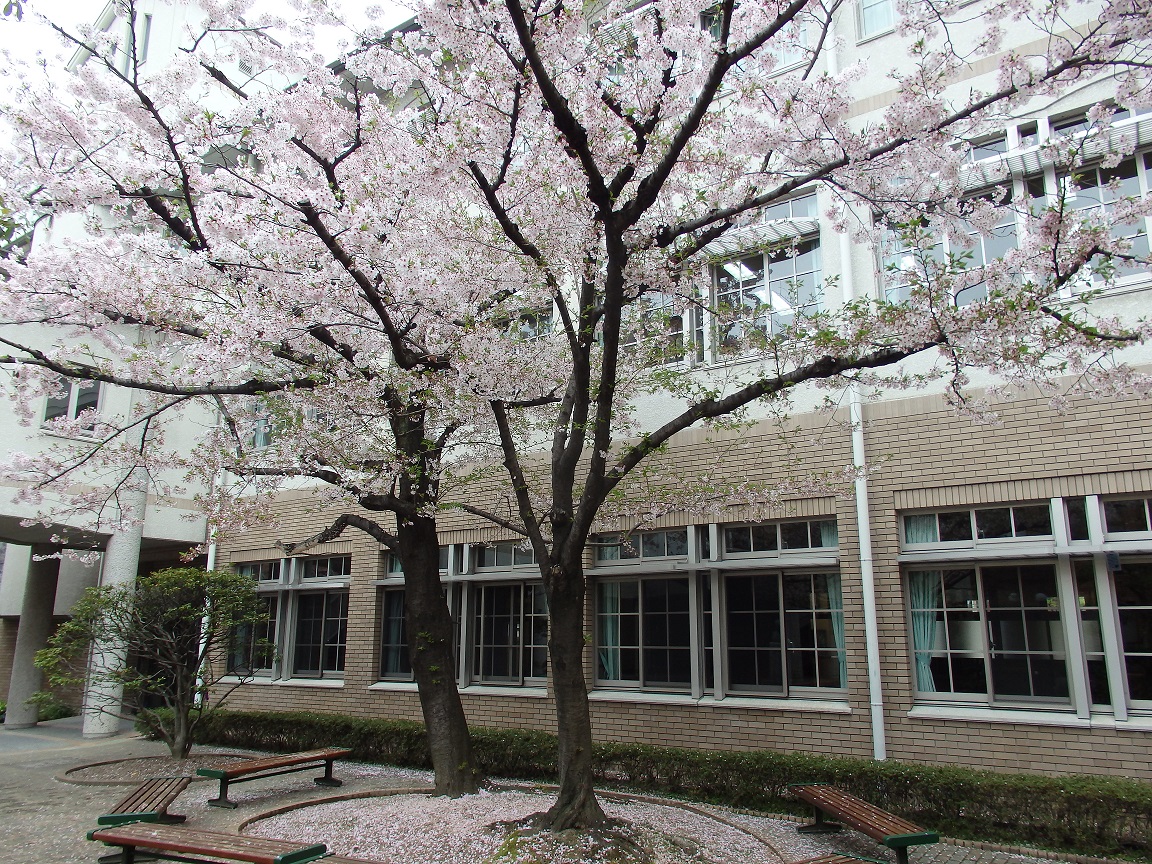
[35,566,265,759]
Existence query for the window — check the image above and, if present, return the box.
[725,572,845,693]
[1113,560,1152,705]
[228,595,278,676]
[301,555,351,580]
[475,541,536,569]
[386,546,450,574]
[596,569,846,696]
[595,528,688,562]
[379,589,411,680]
[292,590,348,677]
[902,504,1052,546]
[723,519,838,554]
[43,380,101,428]
[623,294,704,366]
[883,184,1022,307]
[471,583,548,684]
[909,565,1069,703]
[714,240,821,353]
[1103,497,1152,535]
[1058,157,1150,280]
[857,0,895,38]
[235,560,281,582]
[597,577,691,689]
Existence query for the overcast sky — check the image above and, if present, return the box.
[0,0,414,79]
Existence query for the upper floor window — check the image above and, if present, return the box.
[300,555,352,580]
[594,528,688,562]
[902,504,1053,546]
[475,541,536,569]
[235,560,281,582]
[1103,497,1152,536]
[857,0,895,39]
[44,380,101,428]
[386,546,450,574]
[713,237,822,355]
[622,294,704,367]
[883,183,1024,307]
[1057,156,1150,281]
[723,519,838,554]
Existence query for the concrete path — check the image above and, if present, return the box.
[0,716,1118,864]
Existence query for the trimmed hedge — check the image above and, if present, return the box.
[179,709,1152,859]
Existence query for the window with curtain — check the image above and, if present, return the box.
[379,589,411,680]
[907,565,1069,703]
[596,578,690,689]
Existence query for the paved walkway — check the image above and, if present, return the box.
[0,716,1115,864]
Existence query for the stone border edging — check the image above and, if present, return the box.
[58,752,247,785]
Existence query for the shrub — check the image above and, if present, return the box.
[185,709,1152,859]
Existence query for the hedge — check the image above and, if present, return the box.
[176,709,1152,859]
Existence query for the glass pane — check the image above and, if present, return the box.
[780,522,810,549]
[642,533,664,558]
[1066,498,1090,541]
[751,524,777,551]
[1012,505,1052,536]
[975,508,1012,539]
[904,514,938,544]
[665,530,688,557]
[938,511,973,542]
[1104,499,1149,533]
[725,527,751,553]
[44,381,71,421]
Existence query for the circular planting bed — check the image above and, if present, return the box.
[243,788,799,864]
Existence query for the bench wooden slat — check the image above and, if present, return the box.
[199,749,352,780]
[792,785,938,845]
[88,822,328,864]
[791,784,939,864]
[98,777,192,826]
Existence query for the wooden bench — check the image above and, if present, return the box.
[88,822,329,864]
[196,748,352,809]
[791,784,939,864]
[794,855,886,864]
[98,777,192,826]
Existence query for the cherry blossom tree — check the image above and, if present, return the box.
[2,0,1152,832]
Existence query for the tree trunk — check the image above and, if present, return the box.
[399,516,480,796]
[542,565,607,828]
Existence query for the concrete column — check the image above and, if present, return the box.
[4,548,60,729]
[82,478,147,738]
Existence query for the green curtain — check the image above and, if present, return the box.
[909,571,942,692]
[598,583,621,680]
[827,573,846,687]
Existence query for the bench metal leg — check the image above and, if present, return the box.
[314,759,343,788]
[206,778,238,809]
[796,807,843,834]
[893,849,910,864]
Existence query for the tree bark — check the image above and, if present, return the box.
[398,515,480,796]
[542,564,607,828]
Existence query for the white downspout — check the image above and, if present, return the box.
[828,31,887,762]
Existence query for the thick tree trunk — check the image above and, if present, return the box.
[399,516,480,796]
[542,567,607,828]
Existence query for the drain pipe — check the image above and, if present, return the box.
[828,35,887,763]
